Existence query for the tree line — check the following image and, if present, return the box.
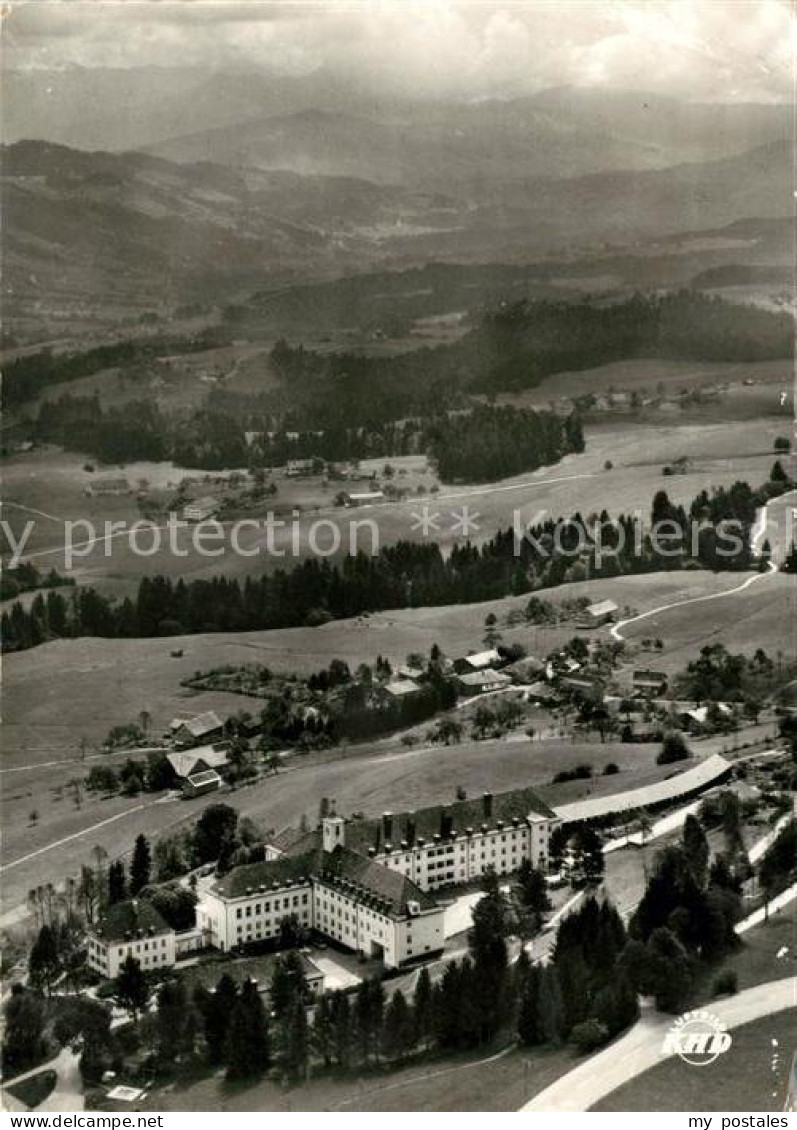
[4,474,787,654]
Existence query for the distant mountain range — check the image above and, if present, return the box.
[5,67,790,176]
[2,80,791,334]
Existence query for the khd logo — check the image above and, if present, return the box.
[662,1010,733,1067]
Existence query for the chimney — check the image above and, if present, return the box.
[406,817,416,846]
[382,811,393,842]
[441,811,453,839]
[483,792,493,820]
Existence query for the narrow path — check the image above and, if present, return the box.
[735,881,797,935]
[610,490,794,642]
[610,562,777,642]
[522,976,796,1112]
[0,798,176,872]
[328,1043,516,1109]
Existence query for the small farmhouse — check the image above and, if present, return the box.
[171,711,224,748]
[183,496,220,522]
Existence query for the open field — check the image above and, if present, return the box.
[2,567,777,764]
[617,571,796,675]
[0,734,685,919]
[131,1041,576,1113]
[2,410,789,591]
[497,356,792,408]
[594,1008,797,1112]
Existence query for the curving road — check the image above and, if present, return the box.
[521,976,796,1112]
[610,489,795,642]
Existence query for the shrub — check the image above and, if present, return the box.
[603,762,620,775]
[712,970,738,997]
[570,1018,610,1051]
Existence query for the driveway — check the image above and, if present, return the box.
[522,976,796,1112]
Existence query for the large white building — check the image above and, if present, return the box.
[90,786,560,976]
[266,789,560,894]
[198,823,444,968]
[86,899,176,979]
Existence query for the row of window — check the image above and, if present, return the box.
[234,892,309,920]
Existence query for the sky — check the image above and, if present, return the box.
[3,0,794,104]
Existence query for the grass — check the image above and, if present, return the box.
[134,1042,579,1112]
[694,916,797,1003]
[0,731,677,917]
[2,412,786,590]
[5,1069,57,1109]
[593,1008,797,1112]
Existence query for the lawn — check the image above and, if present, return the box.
[2,413,786,591]
[135,1042,580,1112]
[0,733,676,919]
[694,916,797,1002]
[5,1069,57,1109]
[1,565,766,768]
[593,1008,797,1112]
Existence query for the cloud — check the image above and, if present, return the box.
[4,0,793,103]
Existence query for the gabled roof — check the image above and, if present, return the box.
[460,649,501,669]
[167,745,229,778]
[211,853,319,898]
[268,826,322,856]
[186,769,222,788]
[186,495,219,510]
[586,599,619,617]
[458,669,512,687]
[384,679,422,697]
[344,786,557,857]
[91,898,172,942]
[555,754,732,825]
[176,712,224,738]
[317,846,437,918]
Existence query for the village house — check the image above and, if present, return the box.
[456,668,513,695]
[267,787,560,896]
[344,490,385,506]
[197,825,445,969]
[167,745,230,794]
[577,599,619,627]
[285,459,315,477]
[632,669,669,697]
[453,649,503,675]
[84,476,131,497]
[171,711,224,748]
[86,899,175,979]
[182,496,220,522]
[379,679,425,705]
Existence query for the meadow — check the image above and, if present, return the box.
[3,409,788,593]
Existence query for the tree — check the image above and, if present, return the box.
[194,803,238,864]
[142,883,197,930]
[28,924,61,995]
[354,978,385,1064]
[312,992,335,1068]
[129,833,152,894]
[517,964,542,1045]
[226,979,269,1079]
[412,966,434,1047]
[156,978,196,1064]
[518,859,552,926]
[569,825,605,886]
[657,731,690,764]
[195,974,237,1064]
[382,990,414,1061]
[644,927,693,1012]
[114,955,150,1022]
[279,997,309,1081]
[329,990,353,1068]
[682,814,710,888]
[108,860,126,905]
[3,988,46,1072]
